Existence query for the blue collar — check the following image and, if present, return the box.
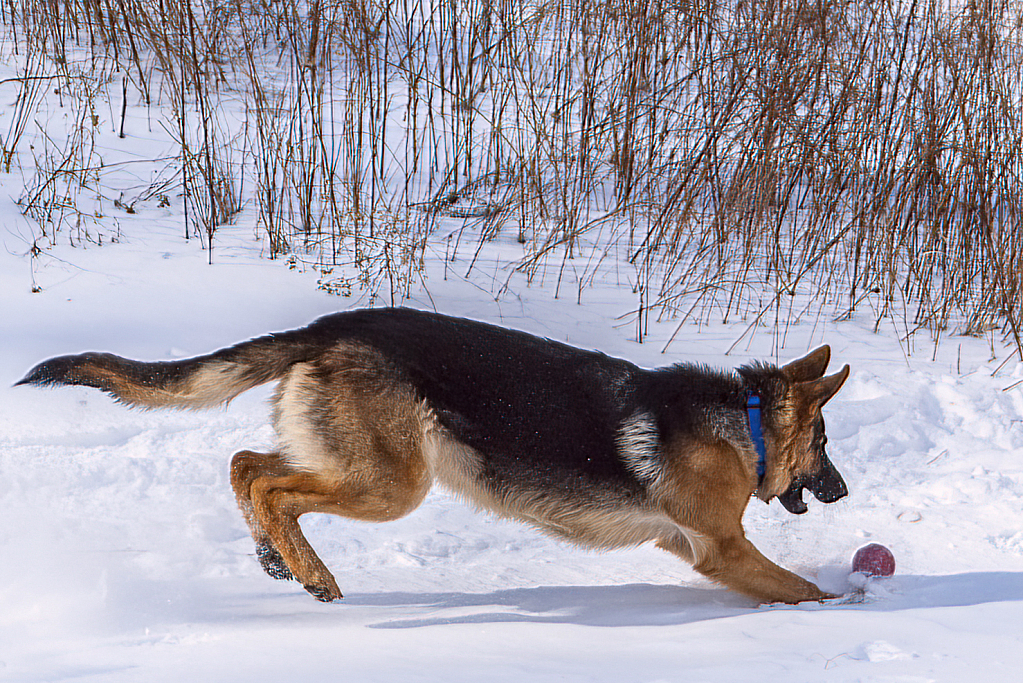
[746,393,767,483]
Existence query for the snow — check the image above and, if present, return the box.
[3,217,1023,681]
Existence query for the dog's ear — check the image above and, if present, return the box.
[781,346,831,382]
[801,365,850,407]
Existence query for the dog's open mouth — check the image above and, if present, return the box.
[778,458,848,515]
[778,484,810,514]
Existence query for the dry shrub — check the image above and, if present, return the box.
[3,0,1021,350]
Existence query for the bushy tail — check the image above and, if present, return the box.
[16,332,321,410]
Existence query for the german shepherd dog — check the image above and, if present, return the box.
[18,308,850,604]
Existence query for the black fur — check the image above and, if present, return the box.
[285,309,778,502]
[16,352,199,391]
[16,308,792,503]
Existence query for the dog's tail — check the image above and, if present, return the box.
[15,331,322,410]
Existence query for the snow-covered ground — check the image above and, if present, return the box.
[2,212,1023,682]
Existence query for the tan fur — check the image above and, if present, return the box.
[757,396,802,501]
[30,331,846,605]
[225,344,440,598]
[651,437,831,603]
[75,360,261,410]
[231,367,836,603]
[762,366,849,502]
[229,349,706,598]
[224,344,847,604]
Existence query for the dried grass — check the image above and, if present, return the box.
[3,0,1021,349]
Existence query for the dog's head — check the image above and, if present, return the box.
[748,346,850,515]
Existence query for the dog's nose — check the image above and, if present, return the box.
[810,457,848,503]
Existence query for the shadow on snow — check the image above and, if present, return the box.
[320,571,1023,629]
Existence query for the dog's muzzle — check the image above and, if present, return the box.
[777,456,848,515]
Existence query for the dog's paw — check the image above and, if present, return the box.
[256,541,294,581]
[304,583,343,603]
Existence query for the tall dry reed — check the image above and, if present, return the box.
[3,0,1021,351]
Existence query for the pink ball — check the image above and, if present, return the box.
[852,543,896,577]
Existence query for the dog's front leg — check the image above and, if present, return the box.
[656,441,834,604]
[692,534,834,604]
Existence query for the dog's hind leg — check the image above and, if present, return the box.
[248,472,345,601]
[245,350,434,602]
[230,450,295,581]
[248,466,431,602]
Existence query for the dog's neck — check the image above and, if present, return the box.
[704,397,767,490]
